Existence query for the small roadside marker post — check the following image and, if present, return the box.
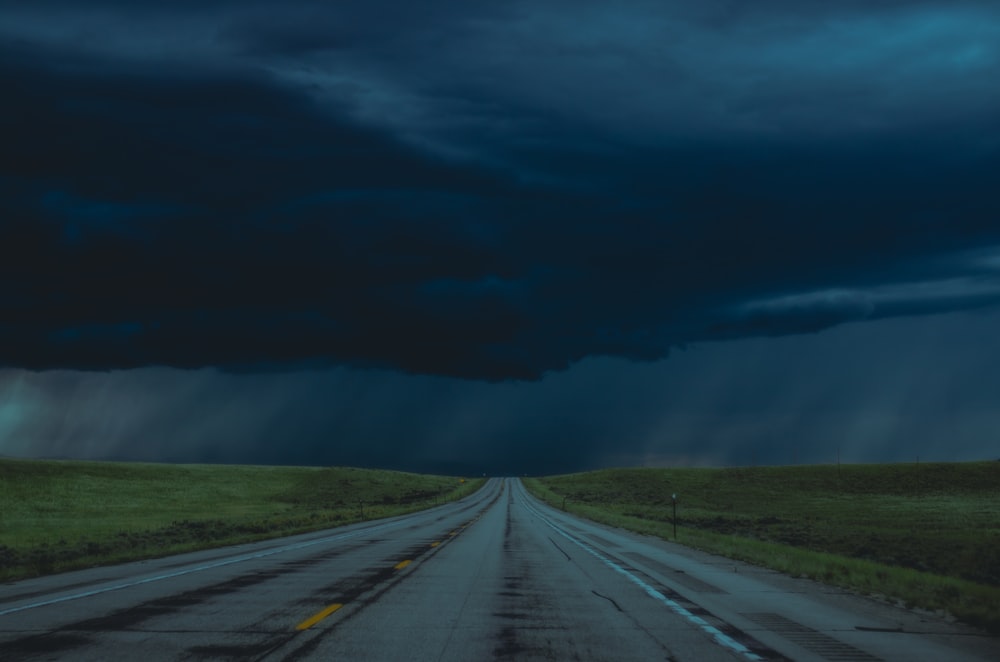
[672,493,678,539]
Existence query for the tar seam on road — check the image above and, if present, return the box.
[522,495,766,662]
[295,603,344,631]
[548,536,572,561]
[591,589,624,612]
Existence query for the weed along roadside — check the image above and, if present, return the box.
[523,462,1000,633]
[0,458,484,582]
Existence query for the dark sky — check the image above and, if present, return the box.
[2,1,999,473]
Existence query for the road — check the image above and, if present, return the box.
[1,478,995,661]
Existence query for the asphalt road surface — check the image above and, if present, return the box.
[1,478,995,661]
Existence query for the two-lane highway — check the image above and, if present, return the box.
[1,479,995,660]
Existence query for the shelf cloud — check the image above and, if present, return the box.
[2,1,999,470]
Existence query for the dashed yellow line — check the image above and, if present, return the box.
[296,603,343,631]
[294,522,477,632]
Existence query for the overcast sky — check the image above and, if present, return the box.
[2,1,999,473]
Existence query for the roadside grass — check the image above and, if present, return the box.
[0,458,483,582]
[523,462,1000,633]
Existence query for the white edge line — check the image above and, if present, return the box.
[0,517,408,617]
[519,487,764,662]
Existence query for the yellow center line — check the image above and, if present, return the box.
[449,531,457,537]
[295,603,343,631]
[394,559,412,570]
[430,541,440,547]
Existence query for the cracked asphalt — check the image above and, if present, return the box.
[1,479,995,661]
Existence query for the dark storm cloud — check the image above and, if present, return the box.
[2,0,1000,380]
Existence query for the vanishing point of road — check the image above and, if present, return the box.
[1,479,995,661]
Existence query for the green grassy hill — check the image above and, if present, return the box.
[525,462,1000,632]
[0,458,482,581]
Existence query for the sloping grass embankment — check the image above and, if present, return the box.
[0,458,483,582]
[524,462,1000,633]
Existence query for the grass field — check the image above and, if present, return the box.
[0,458,483,582]
[523,462,1000,632]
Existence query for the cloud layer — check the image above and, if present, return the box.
[2,0,1000,380]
